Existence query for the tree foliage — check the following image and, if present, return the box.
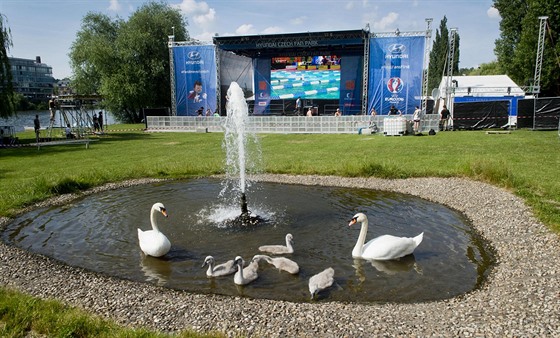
[463,61,503,76]
[0,14,15,118]
[427,16,460,95]
[494,0,560,96]
[70,1,189,122]
[70,13,121,97]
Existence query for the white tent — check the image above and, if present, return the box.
[433,75,527,129]
[436,75,525,99]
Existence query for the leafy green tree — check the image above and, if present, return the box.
[70,13,121,96]
[13,93,35,111]
[466,61,503,76]
[494,0,560,96]
[493,0,527,75]
[427,16,460,95]
[0,14,15,118]
[70,1,189,122]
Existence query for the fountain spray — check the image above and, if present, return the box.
[223,82,264,226]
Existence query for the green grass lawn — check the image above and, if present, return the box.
[0,125,559,336]
[2,126,559,231]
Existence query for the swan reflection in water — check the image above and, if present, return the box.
[369,254,423,275]
[353,254,423,282]
[140,255,172,286]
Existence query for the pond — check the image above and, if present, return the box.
[2,178,495,303]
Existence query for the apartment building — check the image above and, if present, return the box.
[9,56,55,102]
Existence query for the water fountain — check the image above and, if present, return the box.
[221,82,265,226]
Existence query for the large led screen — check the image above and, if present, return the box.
[269,56,341,100]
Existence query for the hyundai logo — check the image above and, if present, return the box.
[187,51,201,60]
[388,44,406,54]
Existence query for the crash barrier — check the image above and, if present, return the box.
[147,114,441,135]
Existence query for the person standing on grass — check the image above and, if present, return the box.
[98,111,104,132]
[92,113,99,133]
[33,114,41,143]
[413,106,422,133]
[440,105,451,131]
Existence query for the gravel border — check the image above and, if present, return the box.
[1,175,559,337]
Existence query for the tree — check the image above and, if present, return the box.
[70,13,121,96]
[0,14,15,118]
[70,1,189,122]
[466,61,503,76]
[493,0,527,75]
[427,16,460,95]
[494,0,560,96]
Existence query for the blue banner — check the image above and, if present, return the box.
[339,55,362,115]
[173,45,217,116]
[253,58,271,115]
[368,36,424,115]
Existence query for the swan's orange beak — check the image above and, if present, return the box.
[161,208,168,217]
[348,217,357,227]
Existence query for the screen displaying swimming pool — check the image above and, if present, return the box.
[270,56,341,100]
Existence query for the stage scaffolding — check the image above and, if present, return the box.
[48,94,103,138]
[167,37,200,116]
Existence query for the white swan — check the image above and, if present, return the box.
[349,212,423,261]
[309,267,335,300]
[253,254,300,274]
[202,256,237,277]
[233,256,259,285]
[137,202,171,257]
[258,233,294,254]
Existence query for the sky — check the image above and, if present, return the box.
[1,0,502,80]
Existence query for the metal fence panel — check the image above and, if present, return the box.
[147,115,441,134]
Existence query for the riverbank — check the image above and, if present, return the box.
[1,175,558,337]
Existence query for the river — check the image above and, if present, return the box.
[0,110,117,132]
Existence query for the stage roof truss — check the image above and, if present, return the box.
[452,86,525,97]
[213,30,368,58]
[372,31,426,38]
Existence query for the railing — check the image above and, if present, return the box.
[147,114,442,134]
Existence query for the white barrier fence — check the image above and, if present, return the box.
[147,114,441,135]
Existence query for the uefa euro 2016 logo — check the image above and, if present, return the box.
[387,77,404,93]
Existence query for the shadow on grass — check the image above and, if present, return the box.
[98,132,149,140]
[1,132,155,157]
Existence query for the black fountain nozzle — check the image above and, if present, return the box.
[241,192,249,217]
[225,191,266,227]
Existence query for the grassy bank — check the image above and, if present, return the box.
[0,125,559,336]
[2,126,559,231]
[0,288,222,338]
